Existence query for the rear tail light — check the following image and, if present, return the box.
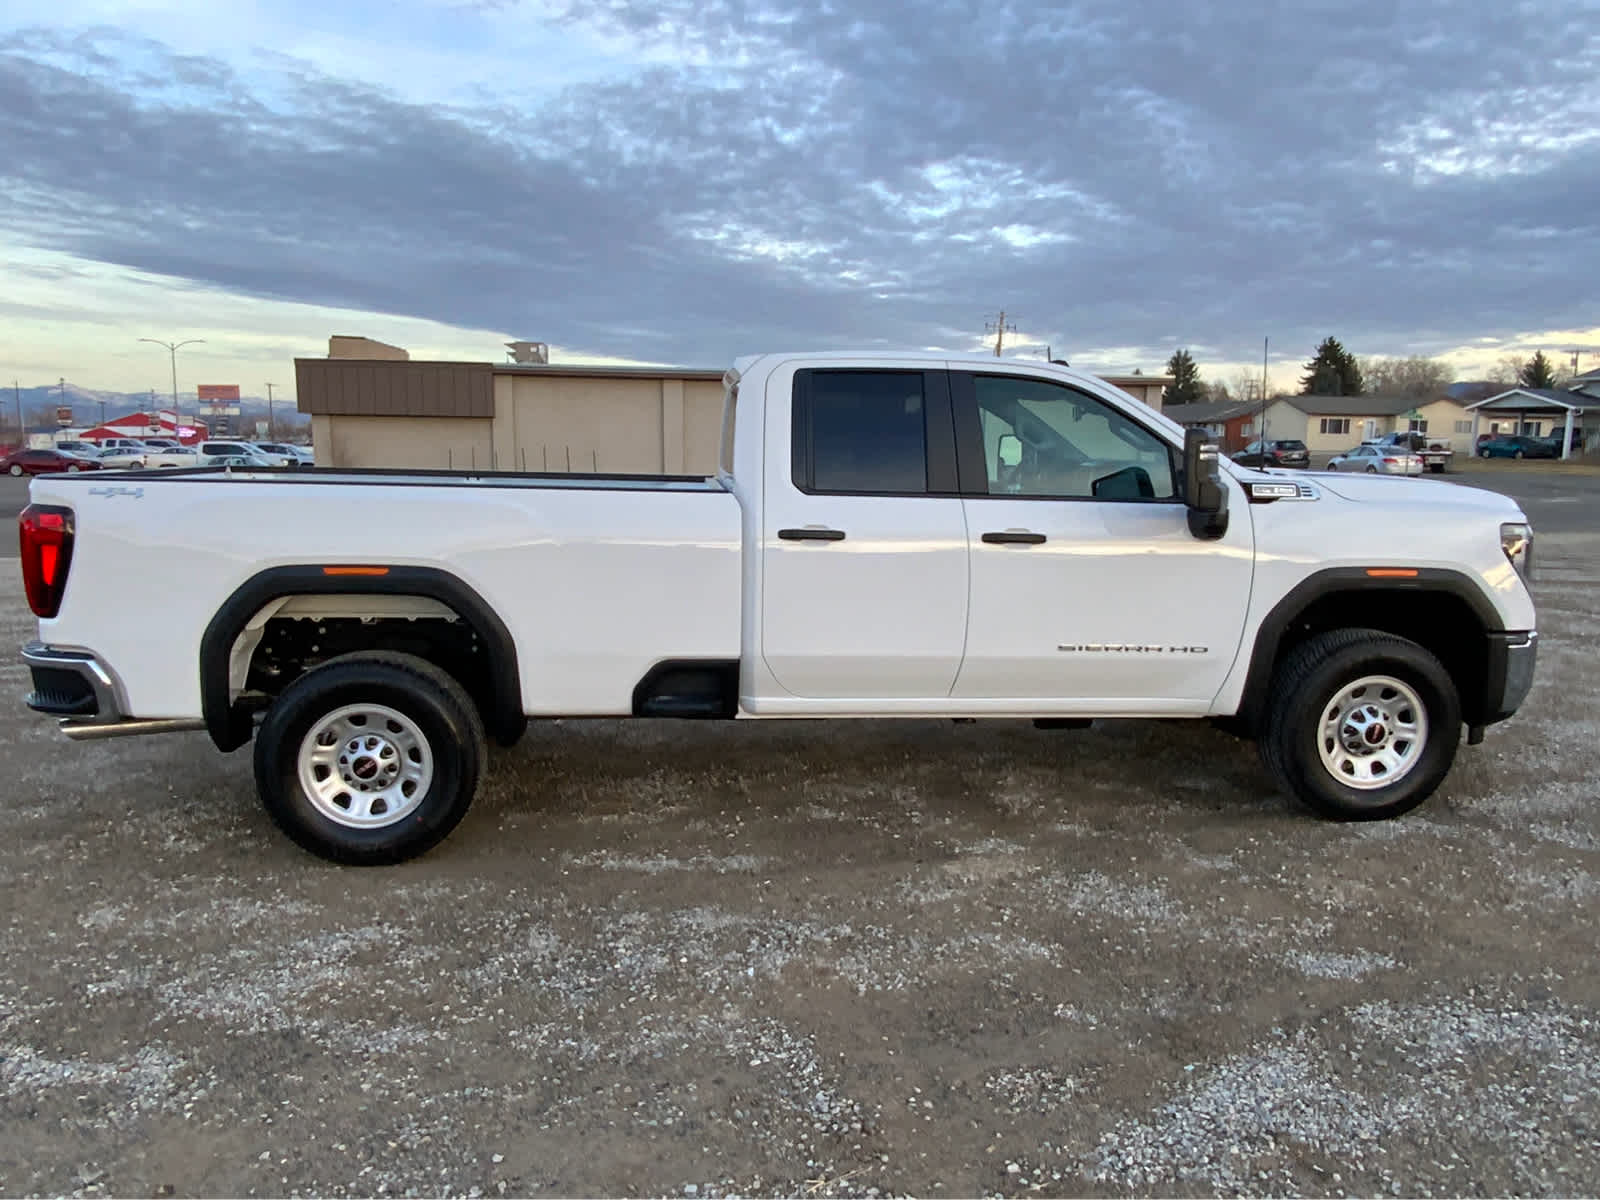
[1382,457,1398,464]
[19,504,75,618]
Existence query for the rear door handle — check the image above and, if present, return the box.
[778,527,847,542]
[981,530,1047,545]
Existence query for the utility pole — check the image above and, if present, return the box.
[265,382,277,440]
[12,380,20,446]
[986,311,1017,357]
[1259,336,1270,443]
[138,337,205,441]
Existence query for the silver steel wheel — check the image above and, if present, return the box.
[297,704,433,828]
[1317,675,1428,791]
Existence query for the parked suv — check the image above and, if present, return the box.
[1232,439,1310,469]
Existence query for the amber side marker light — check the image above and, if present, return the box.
[1366,568,1419,578]
[321,566,391,577]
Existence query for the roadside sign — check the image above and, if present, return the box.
[55,406,73,426]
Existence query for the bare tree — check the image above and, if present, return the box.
[1359,355,1454,398]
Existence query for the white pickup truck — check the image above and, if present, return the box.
[18,353,1538,864]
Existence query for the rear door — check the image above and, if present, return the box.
[758,363,969,700]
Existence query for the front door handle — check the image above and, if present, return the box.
[981,530,1047,545]
[778,527,847,542]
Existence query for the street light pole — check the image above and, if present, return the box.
[138,337,206,441]
[265,382,277,440]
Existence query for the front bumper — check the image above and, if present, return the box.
[1482,631,1538,725]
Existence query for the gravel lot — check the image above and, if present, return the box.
[2,472,1598,1198]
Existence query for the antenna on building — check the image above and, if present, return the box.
[506,341,549,364]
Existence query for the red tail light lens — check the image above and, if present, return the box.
[19,504,75,618]
[1382,457,1398,464]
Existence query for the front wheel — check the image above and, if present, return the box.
[66,465,80,472]
[254,652,486,864]
[1480,448,1491,458]
[1260,629,1460,821]
[1513,450,1524,460]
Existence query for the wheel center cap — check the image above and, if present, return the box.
[1364,722,1387,745]
[352,755,380,780]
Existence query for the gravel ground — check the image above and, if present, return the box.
[2,502,1598,1196]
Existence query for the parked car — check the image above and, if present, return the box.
[1540,430,1585,453]
[197,440,278,466]
[253,442,315,467]
[1367,431,1453,473]
[95,437,150,453]
[214,453,278,469]
[139,438,182,450]
[94,446,148,470]
[145,445,201,469]
[1478,435,1559,460]
[53,440,101,457]
[18,351,1538,865]
[1325,444,1424,475]
[1231,439,1310,469]
[5,448,104,475]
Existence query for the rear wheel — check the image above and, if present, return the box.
[7,464,20,476]
[1260,629,1460,821]
[254,652,485,864]
[66,465,80,473]
[1480,448,1491,458]
[1514,449,1524,459]
[1366,465,1378,473]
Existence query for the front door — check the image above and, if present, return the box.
[950,370,1254,707]
[759,364,969,701]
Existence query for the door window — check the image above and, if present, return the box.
[793,371,929,494]
[971,375,1175,500]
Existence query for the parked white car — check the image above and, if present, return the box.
[1326,444,1424,475]
[93,446,148,469]
[213,452,278,469]
[19,351,1537,865]
[253,442,315,467]
[197,440,277,466]
[145,445,201,468]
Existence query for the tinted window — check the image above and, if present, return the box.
[972,375,1175,500]
[799,371,928,494]
[1277,440,1307,451]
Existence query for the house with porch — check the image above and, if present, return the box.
[1251,393,1472,456]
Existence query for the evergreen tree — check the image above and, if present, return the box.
[1300,337,1364,396]
[1518,351,1557,389]
[1162,348,1205,408]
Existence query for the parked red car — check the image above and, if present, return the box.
[3,448,105,476]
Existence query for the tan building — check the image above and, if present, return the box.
[1253,393,1472,454]
[295,338,1173,472]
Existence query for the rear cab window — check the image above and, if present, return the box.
[791,369,956,494]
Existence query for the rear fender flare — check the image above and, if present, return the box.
[199,565,524,751]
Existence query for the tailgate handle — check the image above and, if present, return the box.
[778,527,847,542]
[982,530,1047,545]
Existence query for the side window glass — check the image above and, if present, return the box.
[972,376,1175,500]
[799,371,928,494]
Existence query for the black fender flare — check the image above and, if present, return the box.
[1232,566,1505,734]
[199,565,525,751]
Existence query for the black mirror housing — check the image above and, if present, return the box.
[1182,428,1229,540]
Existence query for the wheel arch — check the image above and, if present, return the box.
[1234,567,1504,736]
[200,565,525,752]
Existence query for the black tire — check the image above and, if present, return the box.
[7,464,20,476]
[1429,463,1444,473]
[1480,448,1491,458]
[1365,464,1378,473]
[1260,629,1460,821]
[1513,449,1524,459]
[254,651,486,865]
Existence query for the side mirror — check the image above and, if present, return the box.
[997,433,1022,469]
[1183,428,1229,540]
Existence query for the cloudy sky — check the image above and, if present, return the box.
[2,0,1597,399]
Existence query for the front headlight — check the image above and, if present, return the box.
[1501,522,1533,581]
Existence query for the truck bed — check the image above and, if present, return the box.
[29,467,743,721]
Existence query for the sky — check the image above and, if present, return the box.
[2,0,1598,402]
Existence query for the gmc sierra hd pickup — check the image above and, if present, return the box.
[18,353,1538,864]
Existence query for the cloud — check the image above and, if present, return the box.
[1,1,1596,374]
